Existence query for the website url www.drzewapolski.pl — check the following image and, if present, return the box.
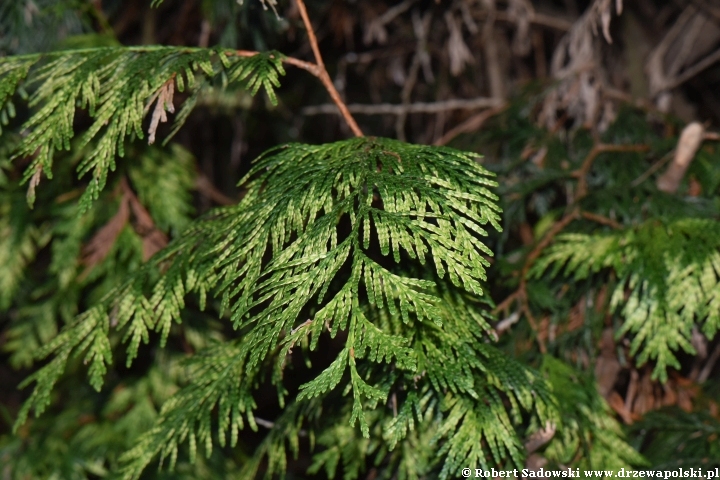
[461,468,720,479]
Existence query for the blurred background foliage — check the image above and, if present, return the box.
[1,0,720,477]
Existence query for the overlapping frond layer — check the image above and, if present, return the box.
[540,356,647,474]
[532,218,720,381]
[15,138,559,477]
[0,46,284,209]
[106,137,501,367]
[0,140,196,374]
[0,183,50,310]
[631,408,720,468]
[303,350,556,480]
[126,143,195,234]
[111,137,508,476]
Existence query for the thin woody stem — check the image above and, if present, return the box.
[294,0,363,137]
[493,209,579,350]
[295,0,325,72]
[235,14,364,137]
[572,143,649,200]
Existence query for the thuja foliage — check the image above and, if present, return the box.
[469,102,720,470]
[0,44,284,208]
[631,407,720,468]
[1,1,719,479]
[532,219,720,381]
[15,136,562,478]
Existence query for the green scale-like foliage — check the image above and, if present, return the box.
[532,218,720,381]
[540,356,647,474]
[631,407,720,468]
[0,45,284,209]
[0,135,196,368]
[17,137,559,478]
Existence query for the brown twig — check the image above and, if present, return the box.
[363,0,417,44]
[630,151,673,187]
[195,175,235,206]
[492,290,521,316]
[81,189,131,270]
[237,49,362,136]
[461,4,574,32]
[495,144,649,343]
[520,210,579,283]
[89,0,114,36]
[581,211,622,229]
[434,103,508,146]
[493,144,649,345]
[492,210,579,349]
[631,129,719,188]
[492,144,646,343]
[698,342,720,383]
[121,178,168,261]
[481,0,505,101]
[573,143,650,200]
[294,0,362,137]
[239,50,318,74]
[233,0,363,138]
[80,177,169,277]
[666,47,720,92]
[519,211,579,351]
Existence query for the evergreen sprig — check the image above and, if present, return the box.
[16,137,561,477]
[540,356,647,473]
[0,46,284,210]
[531,218,720,381]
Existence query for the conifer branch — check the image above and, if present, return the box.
[12,137,557,478]
[0,46,286,209]
[497,142,648,343]
[531,217,720,381]
[2,2,676,476]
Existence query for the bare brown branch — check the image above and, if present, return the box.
[81,178,169,266]
[573,143,650,200]
[493,210,579,351]
[295,0,363,137]
[434,103,508,146]
[195,175,236,206]
[233,0,363,138]
[396,10,432,141]
[581,211,622,229]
